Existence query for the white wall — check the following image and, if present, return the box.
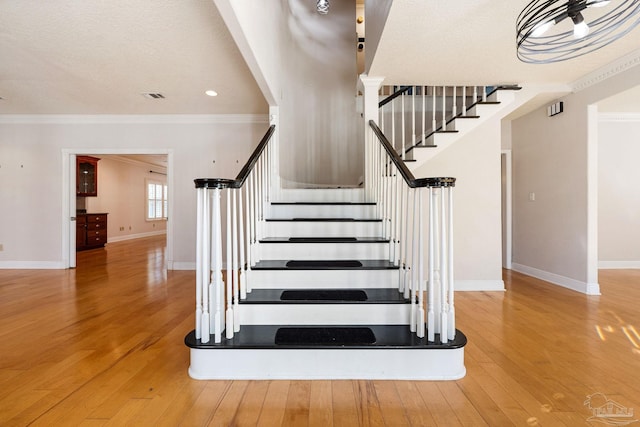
[597,116,640,268]
[414,118,504,291]
[0,116,268,269]
[510,64,640,294]
[84,156,167,242]
[218,0,362,186]
[364,0,393,74]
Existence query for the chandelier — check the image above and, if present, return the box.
[516,0,640,63]
[317,0,329,15]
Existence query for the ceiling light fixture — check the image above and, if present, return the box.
[516,0,640,63]
[205,90,218,97]
[317,0,329,15]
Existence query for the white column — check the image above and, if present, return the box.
[359,74,385,200]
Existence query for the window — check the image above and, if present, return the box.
[147,180,168,220]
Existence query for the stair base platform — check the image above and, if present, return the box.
[185,325,466,380]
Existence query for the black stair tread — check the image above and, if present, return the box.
[259,237,389,244]
[271,202,376,205]
[252,259,398,270]
[452,115,481,119]
[266,218,382,222]
[275,327,376,345]
[434,130,459,133]
[475,101,501,105]
[242,288,409,304]
[185,325,467,350]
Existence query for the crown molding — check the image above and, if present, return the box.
[0,114,269,125]
[571,48,640,93]
[598,112,640,122]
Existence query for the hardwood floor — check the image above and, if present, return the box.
[1,236,639,426]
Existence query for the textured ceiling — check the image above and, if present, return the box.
[1,1,639,115]
[0,0,267,114]
[369,0,640,86]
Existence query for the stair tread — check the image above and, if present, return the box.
[259,237,389,244]
[185,325,467,349]
[267,218,382,222]
[242,288,409,304]
[253,259,399,270]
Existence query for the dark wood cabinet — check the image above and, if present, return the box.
[76,213,108,251]
[77,156,100,197]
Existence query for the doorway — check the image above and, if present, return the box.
[62,149,174,269]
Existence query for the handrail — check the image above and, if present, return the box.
[194,125,276,189]
[378,86,412,108]
[369,120,455,189]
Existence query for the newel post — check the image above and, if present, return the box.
[359,74,385,201]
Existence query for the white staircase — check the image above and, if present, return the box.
[186,187,466,380]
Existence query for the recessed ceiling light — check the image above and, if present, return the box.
[205,90,218,97]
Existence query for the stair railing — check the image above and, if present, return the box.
[368,120,456,343]
[194,125,276,343]
[378,85,496,160]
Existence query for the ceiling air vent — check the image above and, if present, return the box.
[141,92,165,99]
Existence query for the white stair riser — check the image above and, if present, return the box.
[264,221,382,237]
[239,304,409,325]
[269,204,377,219]
[189,347,465,380]
[276,188,365,203]
[259,242,389,260]
[249,269,399,289]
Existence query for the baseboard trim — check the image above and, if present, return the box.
[108,230,166,243]
[0,261,65,269]
[598,260,640,269]
[171,262,196,271]
[454,280,505,292]
[511,263,601,295]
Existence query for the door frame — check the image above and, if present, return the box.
[62,148,174,269]
[501,149,513,270]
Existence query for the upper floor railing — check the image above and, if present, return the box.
[378,85,509,160]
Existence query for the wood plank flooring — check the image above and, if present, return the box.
[1,236,639,426]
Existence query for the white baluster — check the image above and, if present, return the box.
[448,187,456,340]
[249,172,256,266]
[240,185,248,298]
[202,189,211,343]
[389,165,396,263]
[462,86,467,116]
[474,86,478,105]
[482,85,487,102]
[439,187,448,343]
[226,188,234,339]
[394,172,400,266]
[213,188,223,343]
[391,97,396,153]
[403,183,410,299]
[427,187,435,343]
[442,85,446,131]
[410,88,415,158]
[401,92,406,159]
[417,188,425,338]
[431,86,437,135]
[410,187,418,333]
[232,188,240,333]
[421,86,426,146]
[452,86,457,118]
[195,188,204,340]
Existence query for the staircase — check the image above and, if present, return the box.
[185,123,466,380]
[377,85,521,172]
